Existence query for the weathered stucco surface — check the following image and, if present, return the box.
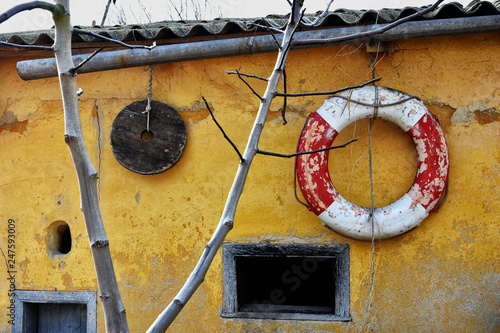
[1,32,499,332]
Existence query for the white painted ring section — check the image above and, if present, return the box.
[318,193,429,240]
[317,86,427,133]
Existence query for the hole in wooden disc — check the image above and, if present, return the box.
[110,100,187,174]
[141,130,154,142]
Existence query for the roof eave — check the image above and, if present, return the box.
[16,15,500,81]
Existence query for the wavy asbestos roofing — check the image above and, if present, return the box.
[0,0,499,46]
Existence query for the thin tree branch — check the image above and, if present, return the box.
[281,69,288,124]
[0,1,58,25]
[72,28,156,50]
[100,0,113,26]
[0,41,53,51]
[262,18,283,48]
[293,114,311,209]
[300,0,335,27]
[225,70,268,81]
[292,0,444,47]
[234,68,263,100]
[146,1,305,331]
[257,137,359,158]
[331,95,417,107]
[248,22,284,34]
[275,76,381,97]
[202,95,245,163]
[70,47,104,75]
[167,0,184,20]
[278,8,304,69]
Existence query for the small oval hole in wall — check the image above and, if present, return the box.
[47,221,72,256]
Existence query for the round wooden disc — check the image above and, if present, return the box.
[110,100,187,175]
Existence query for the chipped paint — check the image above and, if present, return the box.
[0,118,28,134]
[297,87,449,239]
[0,110,29,134]
[452,100,500,125]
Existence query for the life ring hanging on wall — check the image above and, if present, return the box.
[296,86,449,240]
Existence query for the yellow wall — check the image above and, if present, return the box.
[1,32,499,332]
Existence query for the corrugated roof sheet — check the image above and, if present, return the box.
[1,1,499,46]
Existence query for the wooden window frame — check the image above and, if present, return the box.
[12,290,97,333]
[221,243,350,321]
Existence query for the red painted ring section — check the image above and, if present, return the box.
[407,112,450,213]
[296,112,339,216]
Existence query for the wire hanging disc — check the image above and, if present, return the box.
[110,100,187,175]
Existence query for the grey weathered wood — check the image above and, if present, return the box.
[110,100,187,175]
[336,245,350,318]
[57,303,86,333]
[13,290,96,333]
[222,244,238,314]
[221,243,351,322]
[52,1,128,331]
[36,303,86,332]
[22,302,37,333]
[38,303,59,333]
[220,310,350,321]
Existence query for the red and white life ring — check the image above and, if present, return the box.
[296,86,449,240]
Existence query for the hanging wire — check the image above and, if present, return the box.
[294,114,312,210]
[369,87,379,218]
[142,65,154,132]
[360,53,380,333]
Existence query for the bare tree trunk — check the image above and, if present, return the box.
[52,1,128,331]
[146,1,304,332]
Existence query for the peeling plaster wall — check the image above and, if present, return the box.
[0,32,499,332]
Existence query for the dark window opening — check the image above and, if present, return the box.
[222,243,350,321]
[236,256,335,313]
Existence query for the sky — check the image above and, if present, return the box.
[0,0,485,33]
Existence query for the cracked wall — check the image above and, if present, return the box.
[0,31,499,332]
